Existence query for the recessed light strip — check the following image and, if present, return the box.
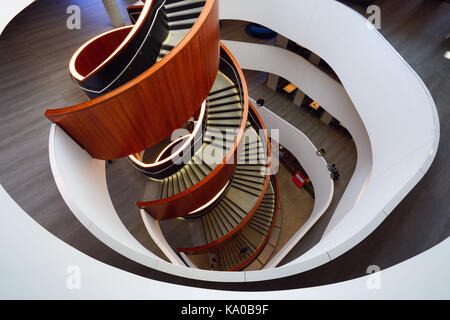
[129,100,206,168]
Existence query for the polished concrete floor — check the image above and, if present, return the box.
[0,0,448,291]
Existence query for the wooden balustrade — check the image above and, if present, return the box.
[176,102,272,254]
[45,0,220,160]
[137,43,250,220]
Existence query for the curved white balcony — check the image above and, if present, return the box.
[0,0,440,285]
[219,0,439,279]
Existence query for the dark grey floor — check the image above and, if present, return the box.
[0,0,185,284]
[0,0,448,291]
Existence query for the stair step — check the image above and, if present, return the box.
[207,119,242,129]
[230,183,261,198]
[241,227,265,249]
[232,170,265,180]
[207,92,240,103]
[202,215,213,243]
[204,214,217,240]
[233,175,265,187]
[235,165,266,173]
[208,100,241,109]
[167,6,202,22]
[250,217,271,230]
[208,121,241,128]
[167,176,174,197]
[162,28,190,47]
[184,163,200,184]
[222,196,247,219]
[168,17,196,30]
[180,167,193,189]
[208,211,224,240]
[172,172,180,194]
[210,209,228,237]
[189,162,206,180]
[232,178,263,193]
[239,232,258,252]
[208,85,236,96]
[253,213,273,224]
[207,107,242,115]
[207,115,241,121]
[165,0,205,13]
[216,202,241,226]
[161,179,168,198]
[161,43,175,51]
[214,204,237,230]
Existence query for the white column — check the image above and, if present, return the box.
[102,0,125,28]
[309,52,321,65]
[265,35,289,89]
[293,89,305,106]
[320,110,333,125]
[275,34,289,49]
[266,73,279,90]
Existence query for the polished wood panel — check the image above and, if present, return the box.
[45,0,220,160]
[176,102,271,254]
[137,42,250,220]
[138,157,238,220]
[127,5,144,24]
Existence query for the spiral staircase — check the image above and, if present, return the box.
[44,0,279,271]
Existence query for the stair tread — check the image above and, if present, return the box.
[202,215,213,243]
[162,28,191,48]
[167,6,202,21]
[168,17,197,27]
[165,0,205,11]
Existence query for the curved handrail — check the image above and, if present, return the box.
[127,100,207,178]
[70,0,158,82]
[176,102,272,254]
[127,5,144,24]
[137,42,249,220]
[45,0,220,160]
[71,0,168,97]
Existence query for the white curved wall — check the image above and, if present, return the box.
[49,124,245,282]
[1,183,449,298]
[49,124,161,268]
[227,41,372,235]
[0,0,33,33]
[2,0,440,286]
[254,106,334,268]
[220,0,439,269]
[140,209,185,265]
